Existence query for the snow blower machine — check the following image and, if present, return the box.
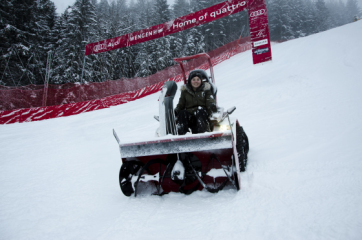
[113,53,249,197]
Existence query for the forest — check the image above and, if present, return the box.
[0,0,360,86]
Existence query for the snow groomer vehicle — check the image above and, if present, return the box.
[113,53,249,197]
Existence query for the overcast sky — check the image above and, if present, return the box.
[52,0,361,15]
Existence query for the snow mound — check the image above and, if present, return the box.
[1,21,362,240]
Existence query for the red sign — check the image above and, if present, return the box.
[248,0,272,64]
[85,0,272,65]
[85,0,248,55]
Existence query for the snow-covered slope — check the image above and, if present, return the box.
[1,21,362,240]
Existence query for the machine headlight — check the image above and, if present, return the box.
[219,124,230,131]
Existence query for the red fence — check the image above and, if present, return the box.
[0,37,251,124]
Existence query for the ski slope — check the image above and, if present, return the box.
[1,21,362,240]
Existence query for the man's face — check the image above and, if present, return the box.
[191,76,201,89]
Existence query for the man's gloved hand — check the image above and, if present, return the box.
[210,103,217,113]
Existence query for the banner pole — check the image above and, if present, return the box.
[80,55,86,83]
[42,51,52,107]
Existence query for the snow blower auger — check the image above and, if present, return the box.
[113,53,249,197]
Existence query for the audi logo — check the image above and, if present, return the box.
[250,9,266,17]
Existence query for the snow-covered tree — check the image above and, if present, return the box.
[184,28,205,56]
[149,0,173,71]
[315,0,331,32]
[30,0,58,85]
[346,0,361,22]
[172,0,190,18]
[302,0,318,36]
[54,0,98,83]
[267,0,294,40]
[0,0,57,86]
[289,0,307,38]
[135,42,153,77]
[170,0,191,58]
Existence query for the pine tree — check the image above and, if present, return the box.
[0,0,57,86]
[184,28,205,56]
[267,0,294,41]
[132,0,153,76]
[346,0,361,22]
[302,0,318,36]
[180,0,206,54]
[170,0,191,58]
[30,0,58,85]
[135,43,153,77]
[120,0,149,78]
[51,8,71,84]
[191,0,210,50]
[315,0,331,32]
[289,0,307,38]
[106,0,131,80]
[0,0,33,86]
[172,0,190,18]
[149,0,173,72]
[327,0,342,28]
[55,0,98,83]
[169,33,184,58]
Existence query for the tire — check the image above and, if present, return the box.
[236,124,248,172]
[242,129,249,155]
[233,171,240,190]
[119,160,144,197]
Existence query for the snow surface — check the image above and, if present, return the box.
[1,21,362,240]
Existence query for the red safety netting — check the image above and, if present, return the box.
[0,37,252,124]
[0,36,250,112]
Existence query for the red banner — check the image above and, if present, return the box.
[85,0,272,64]
[248,0,272,64]
[85,0,248,56]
